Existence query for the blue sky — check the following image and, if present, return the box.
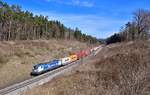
[3,0,150,38]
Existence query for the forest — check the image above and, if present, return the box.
[0,0,99,44]
[106,9,150,44]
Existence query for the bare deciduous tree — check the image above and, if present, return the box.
[133,9,150,39]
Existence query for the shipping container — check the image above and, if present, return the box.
[61,57,71,65]
[82,50,87,57]
[90,48,94,52]
[76,51,83,59]
[76,50,87,59]
[85,49,90,56]
[69,54,78,62]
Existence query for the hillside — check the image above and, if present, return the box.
[0,0,100,89]
[24,41,150,95]
[0,40,91,89]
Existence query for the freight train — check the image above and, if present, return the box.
[31,46,101,76]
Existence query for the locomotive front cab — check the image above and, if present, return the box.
[31,64,44,75]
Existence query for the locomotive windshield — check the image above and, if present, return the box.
[33,65,39,70]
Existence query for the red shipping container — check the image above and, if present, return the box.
[76,51,84,59]
[85,50,90,56]
[81,50,87,57]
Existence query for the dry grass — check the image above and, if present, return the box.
[24,41,150,95]
[0,40,89,89]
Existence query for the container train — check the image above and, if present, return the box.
[31,46,101,76]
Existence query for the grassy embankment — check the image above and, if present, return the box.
[24,41,150,95]
[0,40,89,89]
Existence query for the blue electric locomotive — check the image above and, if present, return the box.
[31,59,62,75]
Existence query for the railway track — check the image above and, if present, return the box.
[0,46,103,95]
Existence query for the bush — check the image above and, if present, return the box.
[0,55,8,64]
[106,33,122,44]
